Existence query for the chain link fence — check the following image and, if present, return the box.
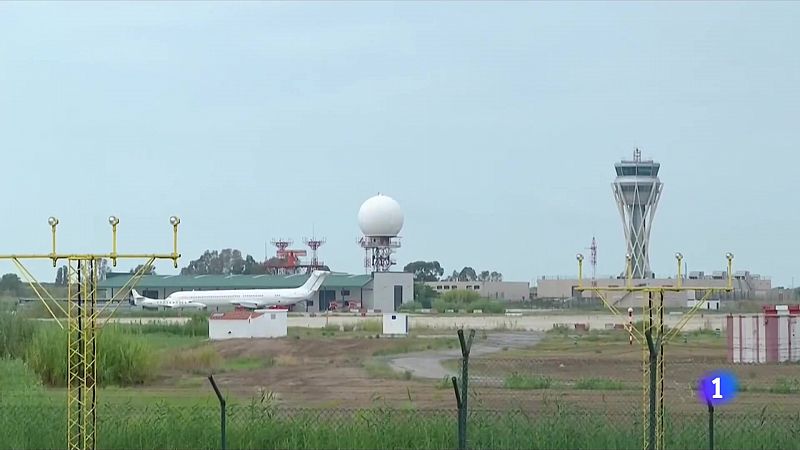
[2,399,798,449]
[2,325,800,449]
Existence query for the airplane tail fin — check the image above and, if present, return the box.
[300,270,330,293]
[130,289,146,306]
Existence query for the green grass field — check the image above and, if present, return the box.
[2,396,798,450]
[2,311,800,449]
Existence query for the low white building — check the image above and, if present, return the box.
[382,313,408,335]
[209,309,288,340]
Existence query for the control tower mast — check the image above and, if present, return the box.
[612,148,663,279]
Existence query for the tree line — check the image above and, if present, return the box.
[402,260,503,283]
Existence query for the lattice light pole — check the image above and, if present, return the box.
[0,216,181,450]
[575,251,733,450]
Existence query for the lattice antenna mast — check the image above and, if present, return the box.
[303,235,326,269]
[0,215,181,450]
[271,238,292,256]
[587,237,598,285]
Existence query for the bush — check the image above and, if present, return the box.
[432,291,505,314]
[132,315,208,337]
[25,326,65,386]
[0,312,37,359]
[574,377,626,390]
[166,345,222,375]
[0,358,43,394]
[399,302,424,312]
[357,320,382,333]
[25,325,157,386]
[440,290,481,304]
[504,373,553,390]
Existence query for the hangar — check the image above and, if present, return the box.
[99,271,413,312]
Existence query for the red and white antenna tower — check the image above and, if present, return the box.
[271,238,292,257]
[589,236,597,285]
[585,237,598,298]
[303,235,326,269]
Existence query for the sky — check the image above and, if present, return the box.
[0,2,798,287]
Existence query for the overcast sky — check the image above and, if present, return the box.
[1,2,798,286]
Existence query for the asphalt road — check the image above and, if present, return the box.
[387,332,543,379]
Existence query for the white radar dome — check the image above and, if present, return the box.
[358,194,404,237]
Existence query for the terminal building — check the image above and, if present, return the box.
[99,271,414,312]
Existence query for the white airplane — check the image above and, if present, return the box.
[129,270,330,310]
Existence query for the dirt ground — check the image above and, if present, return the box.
[155,336,464,408]
[151,331,799,413]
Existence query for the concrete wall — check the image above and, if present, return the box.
[209,311,287,340]
[367,272,414,312]
[209,318,252,340]
[424,281,530,301]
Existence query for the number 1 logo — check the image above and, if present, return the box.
[711,377,723,399]
[698,371,737,406]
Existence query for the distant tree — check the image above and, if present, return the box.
[55,265,68,286]
[0,273,22,295]
[489,271,503,282]
[181,250,219,275]
[478,271,491,282]
[130,264,156,275]
[217,248,245,275]
[243,255,266,275]
[230,249,245,274]
[414,284,439,308]
[458,267,478,282]
[444,270,460,282]
[98,259,110,280]
[181,249,256,275]
[403,261,444,282]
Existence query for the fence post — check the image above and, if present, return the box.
[644,329,658,450]
[707,402,714,450]
[208,374,226,450]
[454,329,476,450]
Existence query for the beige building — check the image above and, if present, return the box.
[537,271,772,308]
[424,280,530,301]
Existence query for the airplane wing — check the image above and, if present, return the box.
[235,302,261,310]
[186,302,207,309]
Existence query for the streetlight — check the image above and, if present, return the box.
[169,216,181,267]
[108,216,119,266]
[48,216,59,266]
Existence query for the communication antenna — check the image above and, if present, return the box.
[303,233,326,270]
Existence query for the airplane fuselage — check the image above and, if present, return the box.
[169,288,310,307]
[133,270,329,310]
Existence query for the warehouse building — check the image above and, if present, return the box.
[99,271,413,312]
[423,280,530,301]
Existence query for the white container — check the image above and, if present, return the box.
[382,313,408,335]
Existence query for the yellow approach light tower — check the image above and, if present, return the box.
[0,216,181,450]
[575,252,733,450]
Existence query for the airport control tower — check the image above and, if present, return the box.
[612,149,663,279]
